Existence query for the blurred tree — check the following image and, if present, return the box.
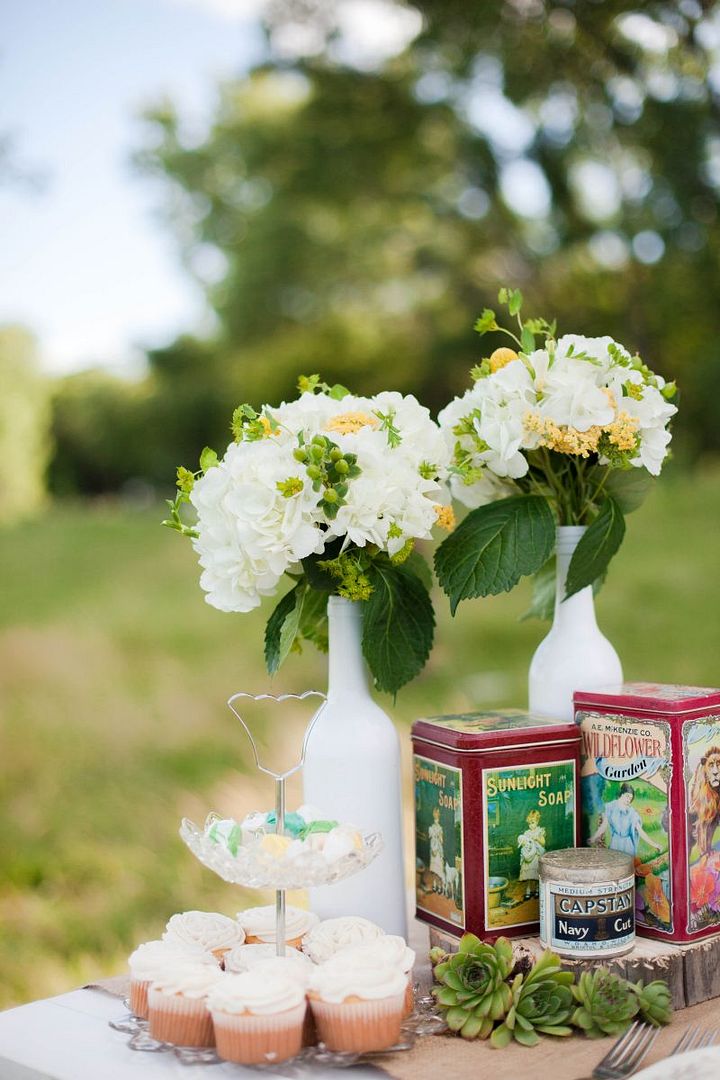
[0,326,52,522]
[135,2,719,441]
[57,1,720,492]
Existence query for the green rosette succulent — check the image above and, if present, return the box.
[490,950,575,1048]
[433,933,514,1040]
[635,979,673,1027]
[571,969,640,1038]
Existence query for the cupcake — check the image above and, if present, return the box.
[238,905,318,949]
[308,956,407,1053]
[225,944,313,981]
[127,939,218,1019]
[163,910,245,960]
[207,971,307,1065]
[337,937,416,1016]
[302,916,384,965]
[147,960,225,1047]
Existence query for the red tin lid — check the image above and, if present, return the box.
[574,681,720,715]
[411,709,580,752]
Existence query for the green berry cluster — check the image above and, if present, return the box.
[293,435,361,519]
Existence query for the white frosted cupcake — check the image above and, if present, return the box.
[302,916,384,964]
[225,946,312,983]
[147,960,225,1047]
[207,971,307,1065]
[163,910,245,960]
[128,939,218,1019]
[337,937,416,1015]
[308,956,407,1052]
[237,905,319,949]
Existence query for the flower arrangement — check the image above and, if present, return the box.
[163,376,452,693]
[430,933,672,1047]
[435,289,678,616]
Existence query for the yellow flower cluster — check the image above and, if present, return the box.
[524,413,602,457]
[524,409,640,458]
[605,411,639,451]
[434,504,456,531]
[326,411,379,435]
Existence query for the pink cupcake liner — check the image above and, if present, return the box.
[129,979,149,1020]
[309,992,405,1053]
[211,1002,307,1065]
[147,987,215,1047]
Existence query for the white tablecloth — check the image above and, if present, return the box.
[0,988,384,1080]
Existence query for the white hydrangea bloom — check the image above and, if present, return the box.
[190,440,324,613]
[438,333,676,508]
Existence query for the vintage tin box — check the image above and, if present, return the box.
[575,682,720,944]
[412,710,581,941]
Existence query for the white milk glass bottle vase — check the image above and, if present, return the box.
[529,526,622,723]
[303,596,407,937]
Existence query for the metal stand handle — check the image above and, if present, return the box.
[227,690,327,958]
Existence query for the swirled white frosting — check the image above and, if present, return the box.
[308,957,407,1004]
[128,939,218,981]
[207,971,305,1016]
[237,905,319,943]
[248,955,313,987]
[224,943,310,976]
[149,960,225,999]
[335,936,415,975]
[302,916,385,964]
[163,910,245,952]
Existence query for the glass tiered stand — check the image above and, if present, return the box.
[110,691,445,1068]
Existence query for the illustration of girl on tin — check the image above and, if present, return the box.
[429,806,445,882]
[517,809,545,900]
[590,783,663,856]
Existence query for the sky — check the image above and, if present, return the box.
[1,0,265,376]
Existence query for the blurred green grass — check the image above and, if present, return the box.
[1,467,719,1007]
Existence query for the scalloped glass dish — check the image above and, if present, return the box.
[179,813,384,890]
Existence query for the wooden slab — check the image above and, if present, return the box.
[428,926,720,1010]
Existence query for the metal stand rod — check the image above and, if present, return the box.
[275,777,285,957]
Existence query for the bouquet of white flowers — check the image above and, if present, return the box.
[164,376,453,693]
[435,289,678,616]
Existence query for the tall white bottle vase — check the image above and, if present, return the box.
[303,596,407,937]
[529,526,623,723]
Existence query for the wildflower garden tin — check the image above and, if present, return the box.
[412,710,581,941]
[575,682,720,944]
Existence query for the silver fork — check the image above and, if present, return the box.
[581,1021,660,1079]
[669,1024,720,1055]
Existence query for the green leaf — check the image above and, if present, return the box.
[404,549,434,591]
[508,288,523,316]
[362,560,435,694]
[435,495,555,614]
[521,557,607,621]
[199,446,219,472]
[328,382,350,400]
[445,1006,470,1032]
[521,325,536,353]
[565,497,625,600]
[474,308,497,335]
[521,556,556,621]
[264,585,305,675]
[299,587,328,652]
[490,1022,513,1049]
[514,1027,541,1047]
[603,468,655,514]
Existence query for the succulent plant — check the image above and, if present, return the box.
[490,950,575,1048]
[635,979,673,1026]
[433,933,514,1039]
[571,969,640,1038]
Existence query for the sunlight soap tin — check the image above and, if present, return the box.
[575,682,720,944]
[412,710,581,941]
